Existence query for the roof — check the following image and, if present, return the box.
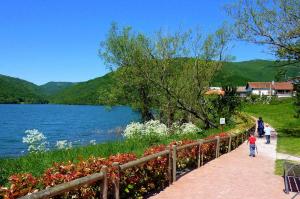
[273,82,293,90]
[247,82,293,90]
[236,86,247,92]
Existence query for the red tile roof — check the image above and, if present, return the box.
[273,82,293,90]
[247,82,293,90]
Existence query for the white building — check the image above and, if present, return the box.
[245,82,294,97]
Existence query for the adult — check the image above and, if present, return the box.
[257,117,264,138]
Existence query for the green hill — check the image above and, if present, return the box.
[50,73,115,105]
[40,82,76,96]
[0,75,48,104]
[1,60,299,105]
[51,60,300,105]
[212,60,300,86]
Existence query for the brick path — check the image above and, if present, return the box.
[150,134,290,199]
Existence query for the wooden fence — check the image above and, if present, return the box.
[17,127,253,199]
[112,129,252,199]
[18,166,108,199]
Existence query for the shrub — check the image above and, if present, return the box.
[180,123,202,134]
[22,129,48,153]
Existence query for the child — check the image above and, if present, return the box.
[247,133,256,157]
[264,124,273,144]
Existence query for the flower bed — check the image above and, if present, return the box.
[0,130,249,199]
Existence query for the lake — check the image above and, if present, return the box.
[0,104,140,157]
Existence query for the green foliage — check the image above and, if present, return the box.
[212,60,300,86]
[0,74,48,104]
[211,86,242,124]
[50,73,117,105]
[294,83,300,118]
[39,82,76,96]
[99,23,234,127]
[227,0,300,63]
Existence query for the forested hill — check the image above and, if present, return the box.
[1,60,299,104]
[51,60,300,105]
[50,73,115,105]
[39,82,76,96]
[212,60,300,86]
[0,75,75,104]
[0,74,47,104]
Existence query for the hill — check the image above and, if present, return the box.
[1,60,299,105]
[212,60,300,86]
[50,73,115,105]
[51,60,300,105]
[0,75,48,104]
[39,82,76,96]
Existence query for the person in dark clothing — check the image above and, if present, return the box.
[257,117,264,138]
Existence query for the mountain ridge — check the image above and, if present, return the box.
[1,60,299,104]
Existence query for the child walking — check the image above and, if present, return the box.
[247,133,256,157]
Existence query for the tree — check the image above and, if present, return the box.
[211,86,242,124]
[99,23,155,121]
[294,83,300,118]
[226,0,300,63]
[100,23,232,128]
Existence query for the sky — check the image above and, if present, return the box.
[0,0,275,85]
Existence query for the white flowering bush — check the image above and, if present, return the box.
[22,129,48,153]
[56,140,72,150]
[180,123,202,134]
[123,120,168,138]
[123,122,145,138]
[90,139,96,145]
[144,120,168,136]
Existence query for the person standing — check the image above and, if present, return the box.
[257,117,264,138]
[247,133,256,157]
[264,124,273,144]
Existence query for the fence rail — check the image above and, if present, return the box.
[18,166,108,199]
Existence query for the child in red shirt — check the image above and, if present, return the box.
[247,133,256,157]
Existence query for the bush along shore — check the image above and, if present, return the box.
[0,114,254,199]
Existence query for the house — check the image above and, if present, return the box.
[246,82,294,97]
[273,82,294,97]
[236,86,248,97]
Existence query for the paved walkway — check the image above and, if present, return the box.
[150,133,290,199]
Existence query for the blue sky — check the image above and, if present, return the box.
[0,0,274,85]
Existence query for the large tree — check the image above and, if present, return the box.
[226,0,300,63]
[100,24,155,121]
[100,24,231,128]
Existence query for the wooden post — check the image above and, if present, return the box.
[215,136,220,158]
[172,145,177,182]
[168,148,172,184]
[228,135,232,152]
[241,132,244,143]
[201,152,204,166]
[101,166,108,199]
[197,139,203,168]
[112,162,120,199]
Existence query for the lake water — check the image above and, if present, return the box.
[0,104,140,157]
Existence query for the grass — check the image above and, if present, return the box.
[0,126,229,186]
[277,137,300,157]
[275,159,285,176]
[243,99,300,156]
